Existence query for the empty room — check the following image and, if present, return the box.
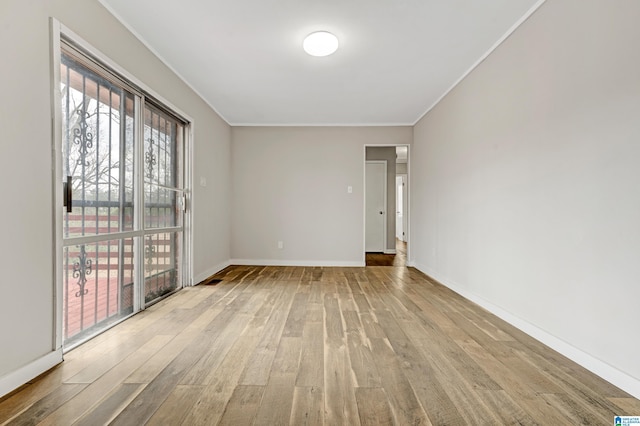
[1,0,639,424]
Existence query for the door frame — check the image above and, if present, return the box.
[365,160,387,253]
[362,144,410,265]
[51,20,194,351]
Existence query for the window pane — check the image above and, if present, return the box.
[63,238,134,346]
[61,53,135,238]
[143,104,183,189]
[144,185,180,228]
[144,232,181,304]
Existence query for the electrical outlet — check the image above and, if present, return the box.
[277,241,284,249]
[347,185,353,193]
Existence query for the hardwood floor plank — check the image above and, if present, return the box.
[282,292,309,337]
[38,334,172,425]
[123,328,206,385]
[323,293,360,425]
[353,293,371,313]
[337,291,358,312]
[369,338,431,425]
[180,309,255,385]
[324,293,344,344]
[253,337,303,425]
[271,337,302,377]
[323,344,360,426]
[253,375,296,426]
[421,312,503,391]
[541,392,611,425]
[453,337,573,424]
[608,397,640,415]
[217,385,264,426]
[345,272,363,295]
[386,322,465,425]
[238,282,295,386]
[72,383,144,426]
[145,385,204,425]
[296,322,324,388]
[510,337,632,399]
[355,387,394,426]
[181,305,272,425]
[3,384,86,426]
[305,302,324,323]
[359,312,386,340]
[0,367,69,423]
[343,311,381,388]
[475,389,538,425]
[290,386,324,426]
[308,281,323,304]
[108,331,215,425]
[515,346,626,418]
[393,330,499,424]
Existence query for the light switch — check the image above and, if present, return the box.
[200,176,207,187]
[347,186,353,194]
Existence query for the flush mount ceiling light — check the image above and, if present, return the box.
[303,31,339,57]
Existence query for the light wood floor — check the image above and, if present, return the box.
[1,266,638,425]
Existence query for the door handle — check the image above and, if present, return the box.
[63,176,72,213]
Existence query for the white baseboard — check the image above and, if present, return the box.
[0,349,63,398]
[193,260,232,285]
[384,249,397,255]
[230,259,365,267]
[413,262,640,400]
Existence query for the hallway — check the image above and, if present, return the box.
[365,239,407,267]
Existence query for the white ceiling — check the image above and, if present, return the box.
[99,0,541,126]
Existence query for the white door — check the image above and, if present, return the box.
[401,174,408,242]
[396,176,403,241]
[396,174,408,242]
[365,161,386,252]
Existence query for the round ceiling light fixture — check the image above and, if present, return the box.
[303,31,339,57]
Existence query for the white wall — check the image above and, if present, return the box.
[231,127,412,265]
[412,0,640,396]
[0,0,230,394]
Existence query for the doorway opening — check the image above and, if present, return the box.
[364,145,409,266]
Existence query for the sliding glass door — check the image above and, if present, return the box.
[58,41,188,348]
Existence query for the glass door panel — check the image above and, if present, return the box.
[144,187,180,228]
[143,103,184,305]
[144,232,181,304]
[63,238,134,346]
[60,50,137,346]
[61,53,135,239]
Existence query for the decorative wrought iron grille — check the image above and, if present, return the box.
[73,244,92,297]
